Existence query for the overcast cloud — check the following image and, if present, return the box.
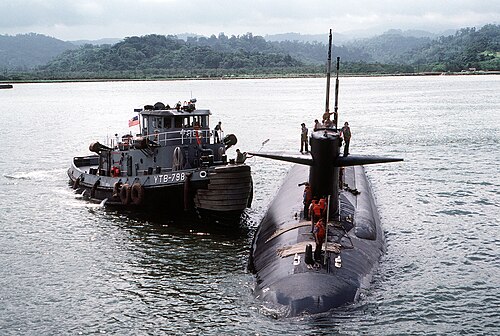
[1,0,498,40]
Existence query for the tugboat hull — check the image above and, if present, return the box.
[68,155,252,219]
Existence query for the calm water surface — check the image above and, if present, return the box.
[0,76,499,335]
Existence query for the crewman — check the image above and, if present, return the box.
[313,218,326,262]
[302,182,312,220]
[341,121,351,157]
[300,123,309,153]
[322,109,334,127]
[309,199,317,231]
[311,199,322,232]
[318,198,326,218]
[313,119,321,131]
[236,149,252,163]
[214,121,223,143]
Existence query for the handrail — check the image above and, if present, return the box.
[148,128,212,146]
[108,127,216,149]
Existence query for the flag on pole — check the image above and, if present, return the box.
[128,116,139,127]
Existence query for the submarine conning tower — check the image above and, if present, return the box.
[309,128,341,217]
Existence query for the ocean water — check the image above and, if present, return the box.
[0,75,498,335]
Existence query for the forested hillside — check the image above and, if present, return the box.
[39,34,304,79]
[0,33,76,70]
[397,24,500,71]
[1,24,498,81]
[345,33,432,64]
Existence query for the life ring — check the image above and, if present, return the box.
[113,181,122,197]
[194,125,201,145]
[119,183,131,205]
[130,183,145,205]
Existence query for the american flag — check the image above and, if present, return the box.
[128,116,139,127]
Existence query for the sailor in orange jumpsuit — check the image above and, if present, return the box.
[313,218,326,262]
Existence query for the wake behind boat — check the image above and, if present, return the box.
[68,100,253,221]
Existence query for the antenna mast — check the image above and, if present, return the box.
[333,56,340,129]
[325,29,332,116]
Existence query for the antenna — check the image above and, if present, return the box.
[333,56,340,129]
[325,29,332,115]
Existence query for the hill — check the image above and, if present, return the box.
[0,33,76,70]
[397,24,500,71]
[345,32,432,64]
[1,24,498,80]
[39,34,305,79]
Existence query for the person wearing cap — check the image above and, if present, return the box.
[300,123,309,153]
[341,121,351,157]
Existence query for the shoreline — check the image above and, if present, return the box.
[1,70,499,85]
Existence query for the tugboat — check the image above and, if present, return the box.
[68,100,253,220]
[247,30,403,316]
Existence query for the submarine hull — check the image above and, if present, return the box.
[249,164,385,317]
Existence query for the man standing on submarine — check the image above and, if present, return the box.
[341,121,351,157]
[313,217,326,262]
[300,123,309,153]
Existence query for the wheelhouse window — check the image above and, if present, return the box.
[163,117,172,129]
[152,117,163,129]
[174,117,183,128]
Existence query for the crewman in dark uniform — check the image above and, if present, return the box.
[214,121,222,143]
[341,121,351,157]
[300,123,309,153]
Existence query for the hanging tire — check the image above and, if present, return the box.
[130,183,145,205]
[120,184,131,205]
[72,177,80,189]
[90,180,100,199]
[247,178,253,207]
[113,181,122,197]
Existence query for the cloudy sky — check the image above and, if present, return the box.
[1,0,498,40]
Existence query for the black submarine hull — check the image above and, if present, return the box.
[249,163,385,316]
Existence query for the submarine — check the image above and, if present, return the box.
[247,30,403,317]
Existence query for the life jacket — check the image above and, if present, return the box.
[313,202,322,217]
[319,198,326,212]
[314,220,326,241]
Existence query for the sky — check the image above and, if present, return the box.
[0,0,498,41]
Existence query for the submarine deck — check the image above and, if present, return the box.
[252,163,383,279]
[265,164,359,261]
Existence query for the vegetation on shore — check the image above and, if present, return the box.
[0,24,498,81]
